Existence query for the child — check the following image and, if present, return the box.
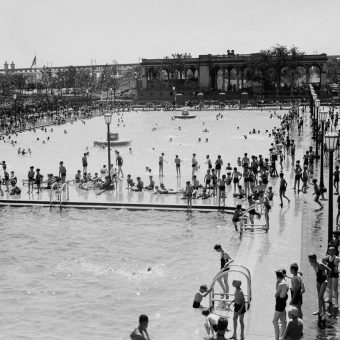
[193,284,212,309]
[232,204,243,231]
[230,280,246,340]
[283,306,303,340]
[126,174,135,189]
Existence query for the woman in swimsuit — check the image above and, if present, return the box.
[322,247,340,308]
[214,244,232,295]
[273,270,289,340]
[308,254,331,316]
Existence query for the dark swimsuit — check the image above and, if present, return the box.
[326,257,339,278]
[192,300,200,308]
[234,303,246,314]
[275,293,288,312]
[290,277,303,305]
[316,264,328,284]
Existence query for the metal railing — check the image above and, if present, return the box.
[50,182,69,208]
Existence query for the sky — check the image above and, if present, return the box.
[1,0,340,69]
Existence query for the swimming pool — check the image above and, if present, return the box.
[0,109,284,339]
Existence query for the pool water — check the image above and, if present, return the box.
[0,207,240,340]
[1,110,281,196]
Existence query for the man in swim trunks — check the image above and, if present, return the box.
[232,167,242,194]
[230,280,246,340]
[59,161,67,184]
[174,155,181,177]
[289,263,304,319]
[322,247,339,308]
[116,151,124,178]
[215,155,223,179]
[308,254,331,317]
[28,166,35,194]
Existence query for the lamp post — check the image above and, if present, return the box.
[13,93,17,122]
[173,86,176,107]
[312,93,317,140]
[315,98,320,159]
[85,89,89,115]
[319,110,328,193]
[325,132,339,245]
[104,113,112,186]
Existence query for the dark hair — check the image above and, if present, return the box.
[308,253,317,260]
[139,314,148,324]
[214,244,221,250]
[276,271,284,279]
[202,308,210,316]
[217,317,228,332]
[290,263,299,272]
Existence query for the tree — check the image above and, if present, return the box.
[40,66,53,94]
[327,57,340,83]
[64,66,77,93]
[98,64,123,102]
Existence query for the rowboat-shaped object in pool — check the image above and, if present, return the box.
[94,132,131,147]
[173,110,197,119]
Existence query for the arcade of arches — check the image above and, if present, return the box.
[137,53,328,101]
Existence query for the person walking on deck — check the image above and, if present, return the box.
[279,173,290,207]
[116,151,124,178]
[312,179,323,210]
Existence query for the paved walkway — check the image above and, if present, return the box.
[235,110,340,340]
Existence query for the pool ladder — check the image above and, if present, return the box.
[50,182,69,208]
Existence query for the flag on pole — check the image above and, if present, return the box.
[30,55,36,69]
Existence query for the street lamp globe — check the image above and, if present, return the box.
[315,99,320,108]
[104,113,112,125]
[325,132,338,151]
[319,110,328,122]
